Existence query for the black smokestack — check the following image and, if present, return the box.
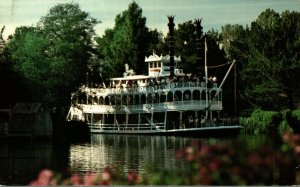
[194,18,203,77]
[168,16,175,78]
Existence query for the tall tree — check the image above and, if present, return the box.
[7,3,100,111]
[0,26,28,107]
[38,3,100,93]
[96,2,161,77]
[240,9,300,110]
[6,26,48,102]
[220,24,249,112]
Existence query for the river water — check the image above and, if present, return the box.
[0,134,268,185]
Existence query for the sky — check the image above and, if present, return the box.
[1,0,300,40]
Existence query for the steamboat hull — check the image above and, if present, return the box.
[88,125,241,135]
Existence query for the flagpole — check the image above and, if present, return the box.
[205,37,208,120]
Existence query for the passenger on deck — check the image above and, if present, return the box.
[188,115,194,128]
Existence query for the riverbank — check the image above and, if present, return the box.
[239,109,300,135]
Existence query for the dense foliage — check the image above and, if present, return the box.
[221,9,300,110]
[239,109,283,134]
[6,3,100,113]
[95,2,162,78]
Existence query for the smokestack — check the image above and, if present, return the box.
[168,16,175,78]
[194,18,203,77]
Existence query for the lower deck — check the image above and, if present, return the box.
[84,110,240,134]
[89,123,241,134]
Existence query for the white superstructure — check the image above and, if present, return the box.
[66,52,240,134]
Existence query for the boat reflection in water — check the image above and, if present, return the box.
[69,134,206,175]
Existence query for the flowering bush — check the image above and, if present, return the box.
[175,135,299,185]
[30,167,141,186]
[30,133,300,186]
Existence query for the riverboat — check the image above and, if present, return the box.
[66,17,241,134]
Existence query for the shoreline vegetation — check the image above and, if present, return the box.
[240,109,300,135]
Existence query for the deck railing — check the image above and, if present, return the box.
[80,82,218,96]
[89,122,165,132]
[73,100,222,114]
[88,120,239,133]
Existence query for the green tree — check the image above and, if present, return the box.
[241,9,300,110]
[7,3,100,112]
[220,24,249,112]
[96,2,161,77]
[38,3,100,94]
[7,27,48,100]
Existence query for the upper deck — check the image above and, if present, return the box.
[70,53,222,111]
[79,81,219,97]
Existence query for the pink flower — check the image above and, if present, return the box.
[100,169,111,185]
[30,169,54,186]
[70,174,82,185]
[294,145,300,154]
[247,153,261,166]
[186,146,194,154]
[102,171,111,181]
[83,173,96,185]
[199,146,210,156]
[209,161,219,172]
[128,171,139,184]
[283,133,290,142]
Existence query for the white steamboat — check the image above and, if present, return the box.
[66,17,241,134]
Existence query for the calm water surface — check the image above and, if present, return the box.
[0,134,268,185]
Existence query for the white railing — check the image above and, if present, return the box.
[81,81,218,96]
[89,122,165,132]
[73,100,222,114]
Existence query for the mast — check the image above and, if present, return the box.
[167,16,175,78]
[205,37,208,119]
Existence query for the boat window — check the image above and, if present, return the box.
[128,95,134,105]
[183,90,191,100]
[134,95,139,105]
[154,93,159,103]
[174,91,182,101]
[105,97,109,105]
[122,95,127,105]
[141,94,146,104]
[99,97,104,105]
[160,92,167,102]
[193,90,200,100]
[167,92,173,102]
[153,112,164,123]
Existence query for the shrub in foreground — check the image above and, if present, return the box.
[30,133,300,185]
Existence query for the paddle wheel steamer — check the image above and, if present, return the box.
[66,17,241,134]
